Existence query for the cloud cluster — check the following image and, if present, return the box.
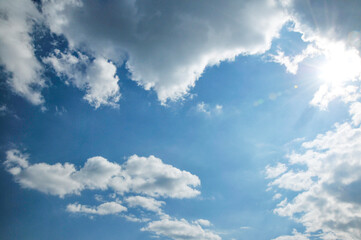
[4,150,200,199]
[1,0,290,107]
[268,101,361,239]
[141,218,221,240]
[4,149,220,239]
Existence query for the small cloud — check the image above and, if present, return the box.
[194,219,212,227]
[55,106,67,116]
[273,193,282,200]
[67,201,127,215]
[0,105,7,113]
[240,226,251,230]
[268,92,282,101]
[196,102,223,115]
[197,102,210,115]
[253,99,264,107]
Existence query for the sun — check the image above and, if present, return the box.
[318,42,361,85]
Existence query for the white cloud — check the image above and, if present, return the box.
[194,219,212,227]
[141,218,221,240]
[67,201,127,215]
[350,101,361,126]
[4,149,82,197]
[74,156,121,190]
[265,163,287,179]
[239,226,251,230]
[197,102,223,116]
[43,51,121,108]
[41,0,288,104]
[310,84,360,110]
[269,104,361,239]
[113,155,201,198]
[0,0,45,105]
[4,151,200,199]
[125,196,165,214]
[272,193,282,200]
[272,229,309,240]
[123,214,150,223]
[269,44,320,74]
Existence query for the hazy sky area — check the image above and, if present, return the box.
[1,0,361,239]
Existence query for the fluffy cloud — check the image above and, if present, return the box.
[41,0,288,103]
[0,0,45,105]
[43,51,121,108]
[269,103,361,239]
[113,155,200,198]
[4,150,217,238]
[67,201,127,215]
[4,151,200,199]
[125,196,164,214]
[4,149,82,197]
[141,218,221,240]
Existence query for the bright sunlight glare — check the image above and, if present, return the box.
[318,42,361,85]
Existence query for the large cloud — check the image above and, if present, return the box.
[4,151,200,199]
[0,0,45,105]
[268,101,361,239]
[41,0,288,103]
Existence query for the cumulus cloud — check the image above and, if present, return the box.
[113,155,201,198]
[141,218,221,240]
[4,149,82,197]
[4,151,200,199]
[268,102,361,239]
[67,201,127,215]
[125,196,165,214]
[4,149,218,239]
[43,50,121,108]
[0,0,45,105]
[41,0,288,104]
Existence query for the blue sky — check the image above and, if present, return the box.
[1,1,361,240]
